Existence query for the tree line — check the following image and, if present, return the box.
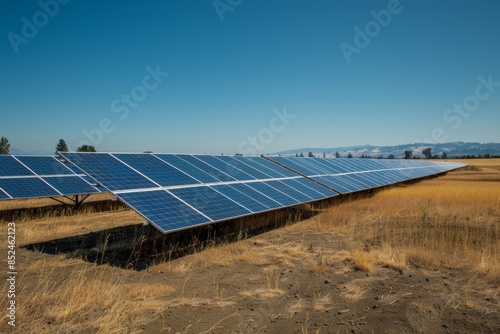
[0,137,96,155]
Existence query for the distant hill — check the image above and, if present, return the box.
[275,142,500,158]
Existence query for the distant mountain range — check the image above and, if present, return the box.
[10,141,500,158]
[275,142,500,158]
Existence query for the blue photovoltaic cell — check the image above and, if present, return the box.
[312,176,356,194]
[0,156,34,177]
[346,173,377,188]
[211,184,270,213]
[60,153,157,191]
[43,176,99,195]
[0,188,10,199]
[155,154,221,184]
[195,155,255,181]
[265,180,314,202]
[292,158,330,175]
[113,154,201,187]
[338,174,370,191]
[280,179,329,200]
[244,157,297,177]
[119,190,210,232]
[175,155,237,182]
[246,182,300,206]
[15,156,73,175]
[0,178,60,198]
[311,158,346,174]
[362,171,392,185]
[228,183,283,209]
[170,186,251,221]
[216,156,272,180]
[291,178,339,197]
[269,157,318,176]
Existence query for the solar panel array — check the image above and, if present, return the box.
[0,155,102,200]
[60,152,466,234]
[267,157,467,194]
[60,153,338,233]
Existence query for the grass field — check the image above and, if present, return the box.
[0,159,498,333]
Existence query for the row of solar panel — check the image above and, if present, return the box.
[60,152,343,232]
[120,178,338,232]
[61,153,300,191]
[60,153,466,233]
[0,156,102,200]
[266,156,464,194]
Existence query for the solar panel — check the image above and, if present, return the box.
[0,155,102,201]
[113,154,200,187]
[227,183,283,209]
[242,157,298,177]
[60,153,158,191]
[119,190,211,232]
[216,156,273,179]
[245,182,300,206]
[0,188,12,199]
[264,180,314,203]
[155,154,221,184]
[280,179,330,200]
[42,176,100,196]
[0,156,34,176]
[0,178,60,198]
[194,155,256,181]
[15,156,73,175]
[169,186,252,221]
[210,184,271,212]
[175,155,236,182]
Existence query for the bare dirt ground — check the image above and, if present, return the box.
[0,159,499,333]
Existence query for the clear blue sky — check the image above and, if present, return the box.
[1,0,499,154]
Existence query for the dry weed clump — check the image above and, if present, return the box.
[352,249,374,272]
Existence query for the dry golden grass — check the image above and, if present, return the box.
[14,262,175,334]
[317,159,500,283]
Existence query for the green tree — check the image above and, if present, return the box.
[347,153,353,158]
[404,150,412,159]
[422,147,432,159]
[77,145,96,152]
[308,152,314,157]
[0,137,10,154]
[299,153,304,157]
[55,139,69,153]
[441,152,448,159]
[387,154,395,159]
[335,151,340,158]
